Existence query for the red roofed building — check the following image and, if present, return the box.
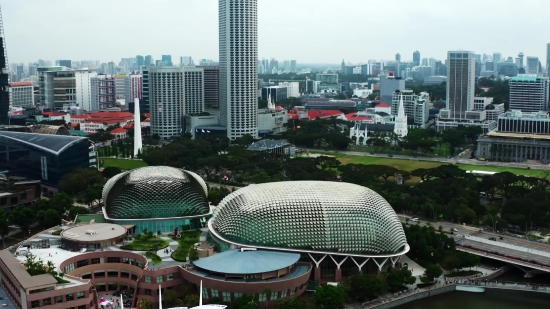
[306,110,343,120]
[110,128,128,139]
[343,112,374,123]
[375,103,391,115]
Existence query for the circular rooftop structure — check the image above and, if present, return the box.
[102,166,210,220]
[61,223,127,243]
[210,181,408,257]
[193,249,300,275]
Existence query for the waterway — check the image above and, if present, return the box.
[393,289,550,309]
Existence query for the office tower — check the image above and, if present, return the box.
[114,74,126,99]
[493,52,501,63]
[198,65,219,108]
[395,53,401,62]
[446,51,475,120]
[283,60,290,72]
[149,66,185,139]
[144,55,154,66]
[526,56,540,74]
[141,68,150,113]
[379,73,405,105]
[290,60,297,73]
[475,54,482,63]
[219,0,258,139]
[125,73,142,107]
[136,55,144,67]
[9,81,34,107]
[134,98,143,156]
[183,66,204,115]
[421,58,428,66]
[58,60,72,68]
[28,63,37,77]
[485,61,495,71]
[15,63,23,81]
[161,55,172,66]
[38,67,97,110]
[518,52,524,68]
[270,58,278,73]
[509,75,550,112]
[107,61,116,75]
[262,59,269,73]
[180,56,193,66]
[90,75,116,111]
[413,50,420,66]
[0,7,10,124]
[547,44,550,73]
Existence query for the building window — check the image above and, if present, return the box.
[145,289,152,296]
[107,257,120,263]
[41,297,53,306]
[77,291,85,299]
[166,273,173,281]
[156,275,163,283]
[31,300,40,308]
[108,271,118,278]
[78,306,86,309]
[91,258,100,264]
[66,293,74,301]
[203,288,209,299]
[281,290,287,298]
[271,291,278,300]
[144,276,151,283]
[55,296,63,304]
[210,289,218,298]
[290,288,295,295]
[222,291,231,302]
[259,292,266,301]
[76,260,88,268]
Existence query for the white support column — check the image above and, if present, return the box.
[350,256,370,272]
[390,256,401,268]
[308,253,327,268]
[328,255,349,269]
[372,258,388,271]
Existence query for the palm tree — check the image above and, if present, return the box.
[262,287,272,309]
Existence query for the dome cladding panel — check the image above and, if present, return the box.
[211,181,407,255]
[103,166,210,220]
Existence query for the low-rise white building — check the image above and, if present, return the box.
[258,108,288,135]
[9,82,34,107]
[278,82,300,98]
[391,90,430,128]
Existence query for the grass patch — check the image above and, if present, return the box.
[171,231,201,262]
[120,237,168,251]
[52,230,62,235]
[445,270,482,277]
[143,251,162,265]
[56,277,71,284]
[100,158,148,170]
[334,154,550,179]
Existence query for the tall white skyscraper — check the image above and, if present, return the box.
[149,66,185,140]
[183,66,205,115]
[446,51,475,120]
[219,0,258,139]
[134,98,143,156]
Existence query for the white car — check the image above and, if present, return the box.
[411,218,419,222]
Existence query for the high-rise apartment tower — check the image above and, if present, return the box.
[446,51,475,120]
[219,0,258,139]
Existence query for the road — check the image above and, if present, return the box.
[400,216,550,266]
[306,148,550,171]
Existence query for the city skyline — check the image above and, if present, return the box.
[3,0,550,64]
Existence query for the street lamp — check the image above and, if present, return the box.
[487,213,495,232]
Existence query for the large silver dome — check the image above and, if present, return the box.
[210,181,408,257]
[102,166,210,220]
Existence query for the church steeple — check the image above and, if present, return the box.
[394,94,408,138]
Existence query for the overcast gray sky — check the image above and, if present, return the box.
[3,0,550,65]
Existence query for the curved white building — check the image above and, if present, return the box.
[219,0,258,139]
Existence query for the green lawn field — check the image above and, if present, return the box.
[336,155,549,178]
[101,158,148,170]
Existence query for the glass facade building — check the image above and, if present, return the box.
[102,166,211,233]
[0,131,94,187]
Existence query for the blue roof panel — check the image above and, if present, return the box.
[0,131,89,155]
[194,249,300,274]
